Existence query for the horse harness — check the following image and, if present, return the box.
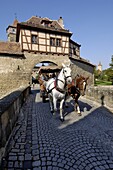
[68,78,87,99]
[47,68,71,94]
[68,85,80,100]
[76,78,87,91]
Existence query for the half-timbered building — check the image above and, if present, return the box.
[16,16,73,56]
[7,16,81,58]
[5,16,95,85]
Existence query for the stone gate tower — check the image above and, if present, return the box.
[97,62,102,72]
[0,16,95,98]
[6,19,19,42]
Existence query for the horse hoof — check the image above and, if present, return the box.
[60,118,64,122]
[51,110,54,114]
[78,113,82,116]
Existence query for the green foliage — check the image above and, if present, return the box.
[94,68,101,79]
[95,80,112,86]
[109,55,113,84]
[94,55,113,85]
[109,55,113,68]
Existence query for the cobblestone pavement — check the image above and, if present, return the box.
[1,85,113,170]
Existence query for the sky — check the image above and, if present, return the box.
[0,0,113,70]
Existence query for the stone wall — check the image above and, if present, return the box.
[0,86,30,163]
[0,52,95,98]
[85,86,113,111]
[0,52,70,98]
[70,58,94,85]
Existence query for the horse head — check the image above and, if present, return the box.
[75,75,89,96]
[62,63,72,85]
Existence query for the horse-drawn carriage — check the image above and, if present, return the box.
[38,64,89,121]
[38,65,61,102]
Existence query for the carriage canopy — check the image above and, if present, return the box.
[38,65,62,74]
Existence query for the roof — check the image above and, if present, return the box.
[98,62,102,66]
[13,19,19,27]
[6,19,19,31]
[70,39,81,47]
[26,16,63,30]
[17,16,72,36]
[70,56,95,67]
[0,41,23,56]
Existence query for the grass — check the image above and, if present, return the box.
[95,80,113,86]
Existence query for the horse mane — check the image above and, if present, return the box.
[76,76,83,87]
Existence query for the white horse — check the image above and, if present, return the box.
[46,64,72,121]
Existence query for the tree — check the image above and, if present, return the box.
[109,55,113,66]
[109,55,113,85]
[94,68,101,80]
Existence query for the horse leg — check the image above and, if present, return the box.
[53,97,57,115]
[64,92,69,108]
[74,95,81,116]
[59,99,64,121]
[75,102,81,116]
[49,95,54,114]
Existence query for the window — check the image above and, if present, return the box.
[73,47,76,55]
[12,28,16,33]
[50,38,55,46]
[56,38,61,47]
[50,38,61,46]
[31,35,38,44]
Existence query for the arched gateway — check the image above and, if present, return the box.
[0,16,95,98]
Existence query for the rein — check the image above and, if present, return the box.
[76,79,86,89]
[68,78,87,97]
[55,78,66,94]
[75,78,87,96]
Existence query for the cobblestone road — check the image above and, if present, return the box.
[1,85,113,170]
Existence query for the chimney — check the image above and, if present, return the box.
[58,16,64,28]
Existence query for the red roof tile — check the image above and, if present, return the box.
[0,41,23,55]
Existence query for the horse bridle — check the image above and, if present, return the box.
[47,67,71,94]
[57,68,71,84]
[76,79,87,93]
[54,68,71,93]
